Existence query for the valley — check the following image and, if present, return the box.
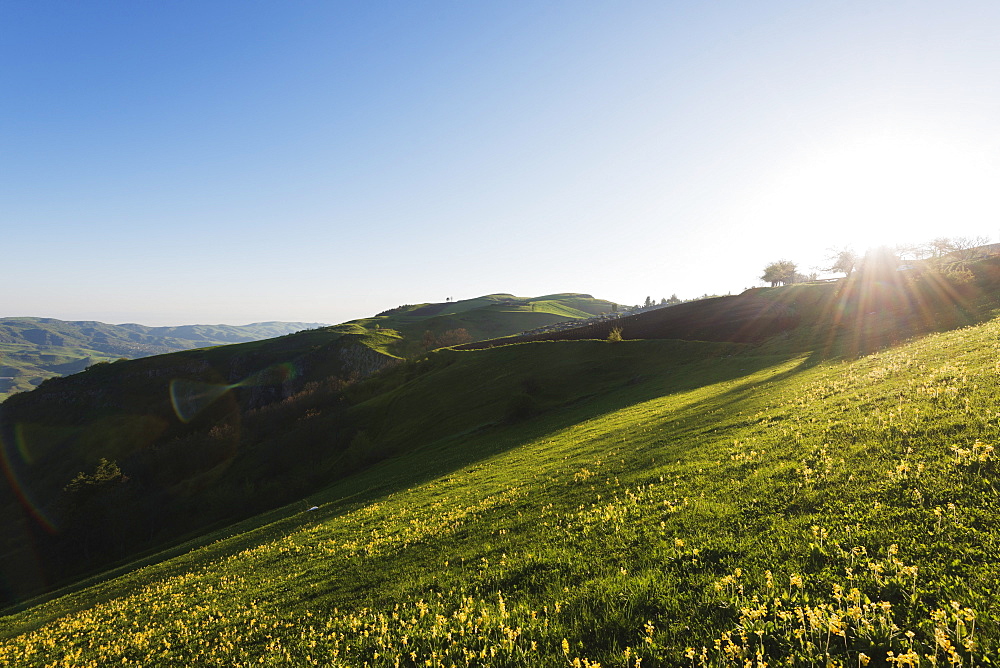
[0,319,329,402]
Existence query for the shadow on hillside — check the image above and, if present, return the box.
[7,262,1000,625]
[0,344,809,628]
[457,294,799,349]
[458,259,1000,372]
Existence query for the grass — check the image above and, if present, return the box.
[4,288,1000,666]
[366,293,616,357]
[0,292,611,409]
[5,270,1000,665]
[0,293,620,603]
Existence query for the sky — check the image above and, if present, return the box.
[4,1,1000,326]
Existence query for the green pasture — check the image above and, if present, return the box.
[3,296,1000,665]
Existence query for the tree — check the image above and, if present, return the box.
[858,246,900,279]
[437,328,472,347]
[902,235,990,267]
[825,247,858,276]
[947,236,991,262]
[926,237,954,259]
[644,296,652,308]
[666,294,681,304]
[63,458,125,501]
[895,242,929,262]
[422,328,472,350]
[761,260,797,287]
[421,330,437,350]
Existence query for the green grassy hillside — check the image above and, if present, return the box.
[0,293,617,599]
[0,318,328,401]
[357,293,616,357]
[2,269,1000,665]
[0,293,613,402]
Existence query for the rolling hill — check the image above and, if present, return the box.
[0,292,618,597]
[2,268,1000,665]
[0,318,329,402]
[0,293,616,403]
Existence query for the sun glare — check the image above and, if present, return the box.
[744,130,1000,259]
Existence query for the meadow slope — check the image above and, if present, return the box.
[0,293,619,597]
[0,293,612,403]
[2,297,999,666]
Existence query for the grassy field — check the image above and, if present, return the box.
[0,293,612,402]
[360,293,616,357]
[3,277,1000,665]
[0,293,625,603]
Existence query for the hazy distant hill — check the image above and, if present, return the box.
[0,318,327,401]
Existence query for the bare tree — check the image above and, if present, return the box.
[948,236,992,262]
[912,236,991,266]
[895,242,931,262]
[437,328,473,347]
[858,246,900,278]
[824,247,858,276]
[926,237,955,259]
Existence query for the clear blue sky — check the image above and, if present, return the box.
[5,1,1000,325]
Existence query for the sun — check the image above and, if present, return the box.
[741,128,1000,262]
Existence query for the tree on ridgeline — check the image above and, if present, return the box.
[894,236,991,268]
[927,237,955,260]
[895,241,930,262]
[858,246,900,280]
[945,236,992,263]
[825,247,858,276]
[761,260,798,287]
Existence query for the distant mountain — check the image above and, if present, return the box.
[0,318,328,401]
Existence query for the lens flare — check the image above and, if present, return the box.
[169,379,238,423]
[240,361,298,387]
[0,430,57,533]
[169,362,300,423]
